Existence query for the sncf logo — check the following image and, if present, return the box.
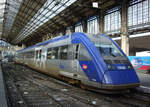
[82,64,88,70]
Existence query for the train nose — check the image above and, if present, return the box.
[103,70,140,85]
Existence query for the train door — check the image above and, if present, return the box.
[59,44,79,72]
[59,44,79,73]
[35,49,42,68]
[41,47,47,69]
[59,45,73,72]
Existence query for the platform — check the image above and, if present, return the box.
[136,73,150,94]
[0,63,8,107]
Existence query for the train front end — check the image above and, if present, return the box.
[92,34,140,90]
[72,33,140,90]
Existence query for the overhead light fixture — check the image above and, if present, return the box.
[92,2,98,8]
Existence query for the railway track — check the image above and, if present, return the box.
[2,62,150,107]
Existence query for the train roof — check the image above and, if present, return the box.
[17,35,69,52]
[16,33,112,53]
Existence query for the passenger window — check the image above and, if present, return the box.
[79,44,91,61]
[39,50,41,59]
[36,51,38,59]
[52,47,59,59]
[47,48,52,59]
[60,45,68,60]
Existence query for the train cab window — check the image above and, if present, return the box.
[79,44,91,61]
[60,45,68,60]
[52,47,59,59]
[47,48,52,59]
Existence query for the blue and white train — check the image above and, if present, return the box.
[15,33,140,91]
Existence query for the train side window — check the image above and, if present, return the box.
[35,51,37,59]
[47,48,52,59]
[31,51,34,58]
[39,50,41,59]
[79,44,91,61]
[29,51,32,58]
[52,47,59,59]
[60,45,68,60]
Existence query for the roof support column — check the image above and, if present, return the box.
[121,0,129,56]
[99,10,104,34]
[130,51,136,56]
[82,20,87,33]
[22,44,26,49]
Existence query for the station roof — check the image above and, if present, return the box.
[0,0,122,46]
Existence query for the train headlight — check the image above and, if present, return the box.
[107,64,115,70]
[107,64,111,69]
[127,65,132,69]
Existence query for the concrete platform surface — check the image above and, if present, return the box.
[0,64,8,107]
[137,73,150,87]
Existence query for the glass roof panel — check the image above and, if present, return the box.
[13,0,77,43]
[3,0,23,36]
[0,0,5,37]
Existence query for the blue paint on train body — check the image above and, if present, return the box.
[72,32,139,85]
[103,69,140,85]
[79,61,102,82]
[71,32,107,83]
[104,63,139,85]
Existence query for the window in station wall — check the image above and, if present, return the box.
[128,0,150,30]
[66,27,73,35]
[87,16,99,34]
[75,22,83,32]
[66,29,71,35]
[104,7,121,33]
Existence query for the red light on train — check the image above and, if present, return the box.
[82,64,88,69]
